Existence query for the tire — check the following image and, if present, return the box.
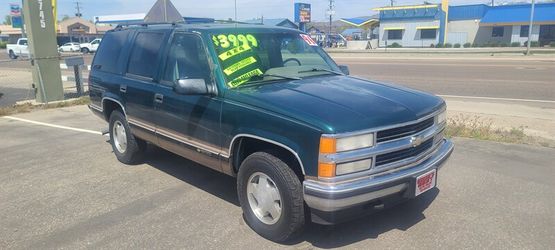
[109,110,146,164]
[81,47,90,54]
[9,50,18,59]
[237,152,305,242]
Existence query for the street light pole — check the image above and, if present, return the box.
[526,0,536,56]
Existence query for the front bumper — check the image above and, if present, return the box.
[303,139,454,223]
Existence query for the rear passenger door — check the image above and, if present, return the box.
[120,30,168,143]
[154,32,223,171]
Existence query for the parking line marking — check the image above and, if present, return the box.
[2,116,102,135]
[438,95,555,104]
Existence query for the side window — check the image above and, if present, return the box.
[492,27,504,37]
[93,31,129,74]
[162,33,211,84]
[127,32,165,79]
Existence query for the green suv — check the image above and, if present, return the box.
[88,22,453,242]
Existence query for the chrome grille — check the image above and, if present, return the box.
[376,117,435,143]
[375,138,434,167]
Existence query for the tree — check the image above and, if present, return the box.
[3,15,11,25]
[61,15,70,21]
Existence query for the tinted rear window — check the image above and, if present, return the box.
[127,32,165,78]
[93,30,129,74]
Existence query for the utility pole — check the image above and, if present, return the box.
[491,0,494,6]
[390,0,395,7]
[526,0,536,56]
[327,0,334,47]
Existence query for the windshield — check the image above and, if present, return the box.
[209,31,341,88]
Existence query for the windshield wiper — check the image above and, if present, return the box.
[234,73,301,88]
[260,73,301,81]
[298,68,343,75]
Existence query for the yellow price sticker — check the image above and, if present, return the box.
[218,44,252,61]
[223,56,257,76]
[229,69,264,87]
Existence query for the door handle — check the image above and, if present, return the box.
[154,93,164,104]
[120,85,127,93]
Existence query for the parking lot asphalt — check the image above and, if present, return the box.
[1,105,554,249]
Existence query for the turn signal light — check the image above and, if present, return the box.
[319,137,336,154]
[318,162,336,178]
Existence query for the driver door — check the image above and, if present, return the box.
[154,32,223,171]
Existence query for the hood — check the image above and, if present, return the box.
[225,75,445,133]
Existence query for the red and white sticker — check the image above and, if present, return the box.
[415,169,437,196]
[300,34,318,46]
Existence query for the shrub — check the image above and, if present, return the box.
[551,41,555,47]
[0,41,6,49]
[444,43,453,48]
[472,43,479,47]
[454,43,461,48]
[435,43,443,48]
[463,42,472,48]
[387,42,402,48]
[511,42,521,47]
[499,43,508,47]
[530,41,539,47]
[525,41,540,47]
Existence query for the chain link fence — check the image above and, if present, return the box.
[0,52,92,107]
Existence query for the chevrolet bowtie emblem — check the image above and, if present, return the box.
[410,136,424,147]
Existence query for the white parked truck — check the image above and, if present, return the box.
[80,38,101,53]
[6,38,29,59]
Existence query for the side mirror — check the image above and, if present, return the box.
[338,65,350,75]
[174,79,208,95]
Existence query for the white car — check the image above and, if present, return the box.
[59,42,81,52]
[80,38,101,53]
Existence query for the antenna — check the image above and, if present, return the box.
[74,1,82,17]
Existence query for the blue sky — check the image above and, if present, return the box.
[0,0,534,22]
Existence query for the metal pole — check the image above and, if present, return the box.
[526,0,535,56]
[328,0,333,47]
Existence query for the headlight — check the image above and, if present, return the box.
[437,110,446,125]
[319,133,374,154]
[336,159,373,176]
[318,133,375,177]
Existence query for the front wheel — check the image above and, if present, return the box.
[237,152,305,242]
[81,47,90,54]
[109,110,146,164]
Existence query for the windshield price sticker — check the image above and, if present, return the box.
[300,34,317,46]
[213,34,258,49]
[223,56,258,76]
[219,44,252,61]
[229,69,264,87]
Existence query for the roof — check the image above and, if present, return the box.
[448,4,489,21]
[112,23,301,34]
[378,5,441,21]
[340,16,379,27]
[481,3,555,25]
[244,18,298,29]
[0,24,22,35]
[373,4,438,11]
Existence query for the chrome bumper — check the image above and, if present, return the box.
[303,139,454,212]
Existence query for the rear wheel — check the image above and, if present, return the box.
[81,47,89,54]
[237,152,305,242]
[109,110,146,164]
[8,50,18,59]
